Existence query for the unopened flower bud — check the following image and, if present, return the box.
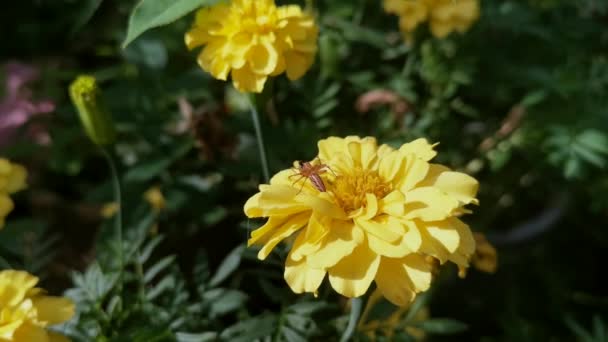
[69,75,116,146]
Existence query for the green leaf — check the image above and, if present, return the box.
[138,236,164,264]
[281,326,308,342]
[123,0,219,48]
[124,140,193,182]
[405,292,429,323]
[564,157,583,179]
[220,315,277,342]
[71,0,103,35]
[144,255,176,283]
[175,332,218,342]
[288,302,328,315]
[577,130,608,154]
[415,318,468,335]
[209,245,244,287]
[572,142,606,168]
[208,290,247,318]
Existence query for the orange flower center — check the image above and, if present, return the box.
[331,167,391,213]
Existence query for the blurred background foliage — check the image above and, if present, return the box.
[1,0,608,341]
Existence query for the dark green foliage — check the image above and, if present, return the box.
[1,0,607,340]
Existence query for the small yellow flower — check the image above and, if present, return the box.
[0,270,74,341]
[472,232,497,273]
[100,202,119,219]
[185,0,319,93]
[245,136,479,306]
[384,0,480,39]
[0,159,27,230]
[144,186,166,212]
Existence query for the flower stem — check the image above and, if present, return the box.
[101,148,124,282]
[340,297,364,342]
[247,95,270,182]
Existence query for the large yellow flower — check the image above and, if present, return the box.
[0,159,27,230]
[185,0,318,93]
[245,136,479,306]
[384,0,480,39]
[0,270,74,342]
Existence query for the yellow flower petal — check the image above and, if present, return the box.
[404,187,460,221]
[402,254,433,292]
[367,229,411,258]
[284,252,326,294]
[374,257,415,307]
[419,165,479,205]
[48,332,72,342]
[355,217,402,243]
[378,150,405,182]
[232,66,267,93]
[249,212,310,259]
[424,219,461,253]
[32,297,75,325]
[0,195,14,218]
[398,138,437,161]
[3,164,27,194]
[12,322,49,342]
[379,191,406,216]
[328,242,380,298]
[306,221,360,269]
[248,39,279,75]
[447,218,476,267]
[403,220,423,252]
[244,191,308,218]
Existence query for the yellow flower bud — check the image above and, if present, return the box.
[69,75,116,146]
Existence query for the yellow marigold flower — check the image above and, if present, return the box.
[0,270,74,341]
[383,0,480,39]
[428,0,480,38]
[185,0,319,93]
[0,159,27,230]
[245,136,479,306]
[144,186,166,212]
[472,232,497,273]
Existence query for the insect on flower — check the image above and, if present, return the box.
[289,160,333,193]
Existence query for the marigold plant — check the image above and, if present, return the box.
[185,0,318,93]
[245,136,479,306]
[384,0,480,38]
[0,270,74,341]
[0,158,27,230]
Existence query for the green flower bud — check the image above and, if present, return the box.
[69,75,116,146]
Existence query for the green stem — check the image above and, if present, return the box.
[340,297,364,342]
[353,0,367,25]
[101,148,124,282]
[247,95,270,182]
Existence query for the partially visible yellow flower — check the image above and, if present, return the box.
[185,0,319,93]
[0,270,74,341]
[245,136,479,306]
[359,289,429,341]
[144,186,166,212]
[384,0,480,39]
[472,232,497,273]
[0,159,27,230]
[100,202,119,219]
